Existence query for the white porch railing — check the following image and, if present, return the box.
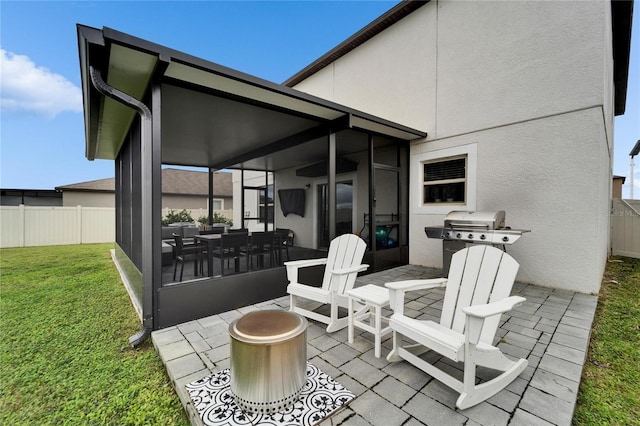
[611,199,640,259]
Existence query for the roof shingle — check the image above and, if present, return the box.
[56,168,232,197]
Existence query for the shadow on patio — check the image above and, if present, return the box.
[152,265,596,426]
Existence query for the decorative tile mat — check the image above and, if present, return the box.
[186,363,354,426]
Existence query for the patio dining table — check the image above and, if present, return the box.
[195,232,283,277]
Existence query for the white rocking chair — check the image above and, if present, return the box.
[286,234,369,332]
[386,245,528,409]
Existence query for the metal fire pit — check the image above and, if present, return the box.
[229,310,308,414]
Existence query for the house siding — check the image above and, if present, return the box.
[292,0,614,293]
[63,191,115,207]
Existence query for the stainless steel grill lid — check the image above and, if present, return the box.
[444,210,506,229]
[425,210,529,276]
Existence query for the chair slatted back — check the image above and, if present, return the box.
[183,227,199,238]
[275,228,293,245]
[172,233,184,254]
[440,245,519,344]
[201,227,224,235]
[251,231,274,246]
[321,234,367,294]
[221,232,249,252]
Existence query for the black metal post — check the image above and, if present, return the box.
[208,168,214,225]
[328,132,336,241]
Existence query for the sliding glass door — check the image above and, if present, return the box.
[316,180,354,249]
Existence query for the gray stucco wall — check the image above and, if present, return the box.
[292,1,614,293]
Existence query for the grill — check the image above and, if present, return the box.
[425,210,529,273]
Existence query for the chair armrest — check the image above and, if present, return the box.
[385,278,448,316]
[463,296,526,345]
[385,278,448,291]
[330,264,369,276]
[326,264,369,294]
[284,258,328,268]
[285,258,328,284]
[462,296,526,319]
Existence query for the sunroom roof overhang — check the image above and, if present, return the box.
[77,25,427,171]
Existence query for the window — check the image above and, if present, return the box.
[412,144,477,214]
[259,185,274,224]
[212,199,222,211]
[422,156,466,204]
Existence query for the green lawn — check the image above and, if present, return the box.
[574,256,640,425]
[0,244,189,425]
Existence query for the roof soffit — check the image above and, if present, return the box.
[94,44,157,159]
[164,62,344,121]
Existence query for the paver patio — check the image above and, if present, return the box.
[151,265,597,426]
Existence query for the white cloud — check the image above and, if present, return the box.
[0,48,82,118]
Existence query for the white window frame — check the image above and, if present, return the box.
[211,199,223,211]
[412,144,477,215]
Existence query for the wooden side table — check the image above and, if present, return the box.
[346,284,392,358]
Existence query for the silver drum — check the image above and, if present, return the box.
[229,310,308,414]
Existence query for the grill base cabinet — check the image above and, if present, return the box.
[442,239,466,275]
[229,310,308,414]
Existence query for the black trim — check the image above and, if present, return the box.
[156,268,289,328]
[210,119,348,170]
[611,0,634,115]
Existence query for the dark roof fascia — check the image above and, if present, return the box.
[55,188,115,194]
[1,188,62,194]
[612,0,634,115]
[77,24,107,161]
[96,25,427,140]
[283,1,430,87]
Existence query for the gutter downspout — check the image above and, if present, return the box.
[89,66,154,347]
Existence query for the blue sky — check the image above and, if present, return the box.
[1,1,639,198]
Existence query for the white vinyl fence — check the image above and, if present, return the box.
[0,205,235,248]
[611,199,640,259]
[0,205,115,248]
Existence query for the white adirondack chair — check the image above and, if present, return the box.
[286,234,369,332]
[386,245,528,409]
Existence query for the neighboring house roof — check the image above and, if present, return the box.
[57,177,115,193]
[161,169,232,196]
[56,168,233,197]
[284,0,633,116]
